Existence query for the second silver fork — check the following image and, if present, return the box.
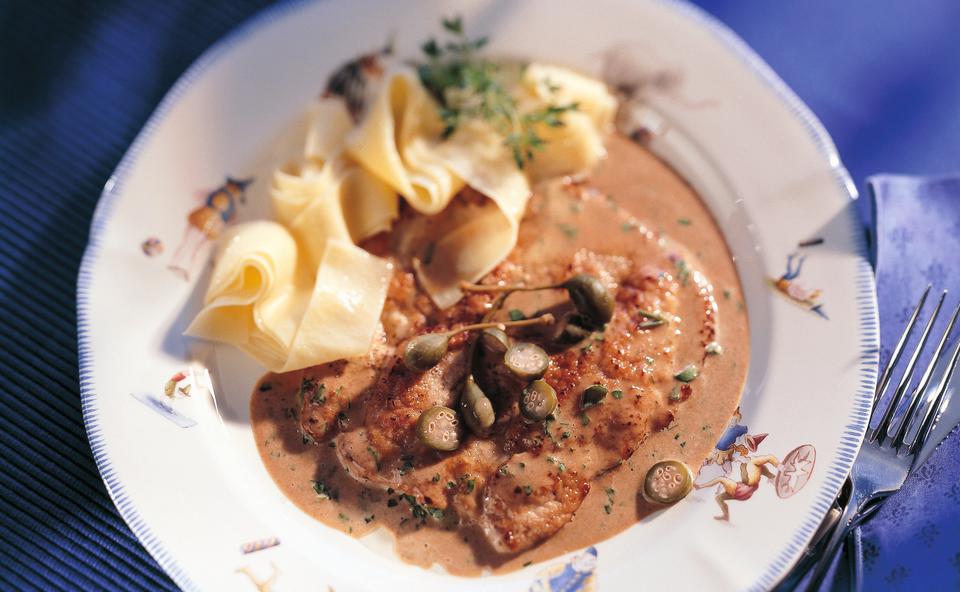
[804,286,960,590]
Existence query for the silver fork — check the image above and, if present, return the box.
[804,286,960,591]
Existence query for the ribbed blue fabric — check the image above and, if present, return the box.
[0,2,272,590]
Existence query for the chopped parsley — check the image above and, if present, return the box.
[705,341,724,356]
[508,309,526,321]
[637,309,667,329]
[366,446,381,470]
[669,385,681,401]
[611,389,623,400]
[677,218,692,226]
[312,480,339,501]
[675,259,691,286]
[603,487,615,513]
[557,222,579,239]
[398,455,415,475]
[399,493,445,523]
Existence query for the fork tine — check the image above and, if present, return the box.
[873,285,932,409]
[891,300,960,448]
[868,290,946,443]
[874,285,933,405]
[910,330,960,454]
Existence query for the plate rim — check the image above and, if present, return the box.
[76,1,879,590]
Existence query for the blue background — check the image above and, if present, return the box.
[0,1,957,589]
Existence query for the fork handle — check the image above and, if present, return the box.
[805,496,863,591]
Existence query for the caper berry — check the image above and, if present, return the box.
[642,459,693,504]
[479,327,510,357]
[416,405,460,451]
[562,274,614,327]
[503,342,550,381]
[520,379,558,421]
[404,318,554,373]
[403,333,450,372]
[581,384,608,409]
[460,377,496,436]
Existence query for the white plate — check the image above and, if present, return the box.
[78,1,879,590]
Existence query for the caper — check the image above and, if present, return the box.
[504,342,550,381]
[674,364,699,383]
[581,384,608,409]
[416,405,460,451]
[460,377,496,436]
[562,274,614,327]
[642,459,694,504]
[403,317,554,373]
[555,316,593,346]
[479,327,510,356]
[520,379,558,421]
[403,333,450,372]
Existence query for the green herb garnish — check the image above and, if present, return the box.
[399,493,445,522]
[557,223,579,239]
[366,446,381,470]
[705,341,723,356]
[675,259,691,286]
[669,385,681,401]
[417,16,578,169]
[674,364,699,383]
[312,480,339,501]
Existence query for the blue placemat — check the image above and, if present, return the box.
[1,1,958,590]
[0,2,272,590]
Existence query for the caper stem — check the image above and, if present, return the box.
[447,314,555,337]
[459,281,563,294]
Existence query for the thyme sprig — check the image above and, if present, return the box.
[417,16,579,168]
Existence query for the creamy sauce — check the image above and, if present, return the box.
[251,135,749,574]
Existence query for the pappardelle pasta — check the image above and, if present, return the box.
[188,59,615,371]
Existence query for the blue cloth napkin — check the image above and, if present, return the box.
[856,175,960,589]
